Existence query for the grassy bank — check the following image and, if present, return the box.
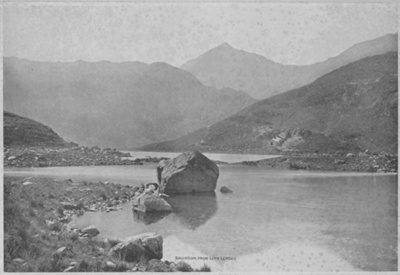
[3,176,209,272]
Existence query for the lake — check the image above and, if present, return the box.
[4,153,397,272]
[123,150,282,163]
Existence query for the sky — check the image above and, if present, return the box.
[3,1,398,66]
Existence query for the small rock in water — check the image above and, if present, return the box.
[220,186,233,194]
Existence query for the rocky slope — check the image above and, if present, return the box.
[140,52,398,155]
[4,176,204,272]
[3,111,140,167]
[4,58,255,149]
[181,33,397,99]
[4,111,66,146]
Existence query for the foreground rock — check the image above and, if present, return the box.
[143,195,172,212]
[110,232,163,263]
[157,151,219,194]
[4,176,199,272]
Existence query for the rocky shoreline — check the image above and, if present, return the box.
[4,145,168,168]
[4,176,207,272]
[4,144,397,173]
[242,151,398,173]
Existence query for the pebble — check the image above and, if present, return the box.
[57,247,67,254]
[106,261,117,269]
[12,258,24,265]
[63,266,76,272]
[23,181,33,185]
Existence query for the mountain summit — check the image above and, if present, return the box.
[181,33,398,99]
[215,42,234,50]
[142,52,398,154]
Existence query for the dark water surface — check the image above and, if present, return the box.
[5,164,397,272]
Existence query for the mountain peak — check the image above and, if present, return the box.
[215,42,234,50]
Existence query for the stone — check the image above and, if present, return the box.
[110,232,163,263]
[146,259,171,272]
[57,247,67,254]
[143,195,172,212]
[61,202,78,210]
[346,153,355,157]
[12,258,24,265]
[334,159,346,165]
[63,266,76,272]
[220,186,233,194]
[22,181,33,186]
[106,261,117,269]
[8,156,16,160]
[174,261,194,272]
[81,225,100,237]
[157,151,219,194]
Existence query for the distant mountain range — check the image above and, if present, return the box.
[181,33,397,99]
[4,58,255,149]
[4,34,397,151]
[140,52,398,154]
[4,111,66,146]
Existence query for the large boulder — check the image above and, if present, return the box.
[157,151,219,194]
[144,195,172,212]
[110,232,163,263]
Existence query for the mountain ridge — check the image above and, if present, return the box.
[4,57,255,149]
[181,33,398,99]
[140,52,398,154]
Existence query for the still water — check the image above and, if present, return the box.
[4,155,397,272]
[123,151,281,163]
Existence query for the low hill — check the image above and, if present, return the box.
[4,111,66,146]
[140,52,398,154]
[181,33,397,99]
[4,57,255,149]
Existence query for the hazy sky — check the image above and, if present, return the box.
[4,2,398,66]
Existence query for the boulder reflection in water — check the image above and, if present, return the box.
[132,210,171,225]
[166,192,218,230]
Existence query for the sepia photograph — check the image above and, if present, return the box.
[2,0,398,272]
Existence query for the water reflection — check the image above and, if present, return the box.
[167,192,218,230]
[132,210,171,225]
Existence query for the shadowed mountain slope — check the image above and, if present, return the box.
[141,52,398,154]
[4,111,66,146]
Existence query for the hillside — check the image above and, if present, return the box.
[4,58,255,149]
[4,111,66,146]
[140,52,398,154]
[181,33,397,99]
